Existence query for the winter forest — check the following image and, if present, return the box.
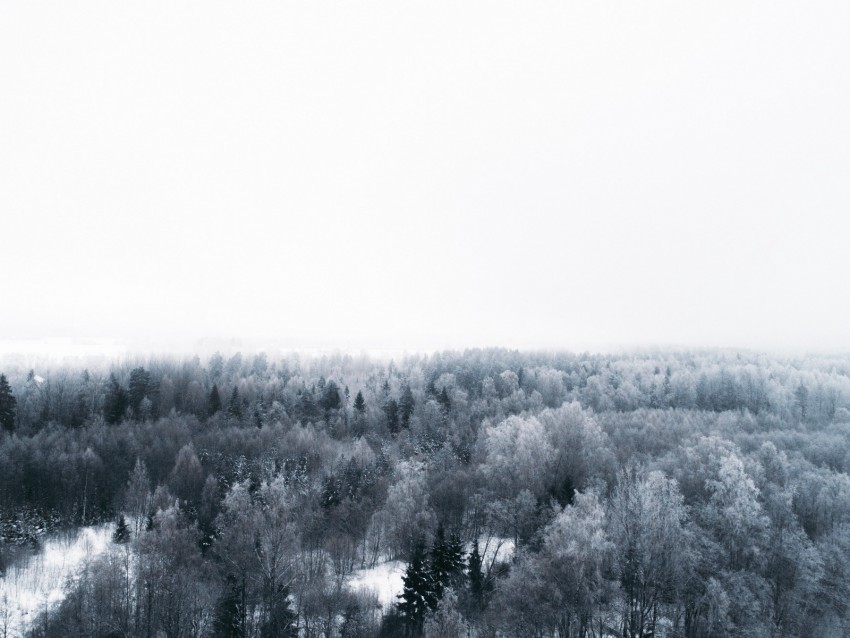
[1,349,850,637]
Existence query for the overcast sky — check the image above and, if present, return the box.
[2,1,849,356]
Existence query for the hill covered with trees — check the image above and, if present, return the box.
[2,348,850,637]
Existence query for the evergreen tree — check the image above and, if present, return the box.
[214,575,245,638]
[228,387,242,418]
[209,384,222,415]
[430,525,451,599]
[399,385,415,429]
[384,398,400,435]
[431,525,466,599]
[437,387,451,413]
[261,583,298,638]
[128,367,151,419]
[353,390,366,414]
[103,373,128,424]
[113,514,131,543]
[446,532,466,584]
[397,539,437,633]
[467,542,484,607]
[0,373,16,433]
[321,380,342,411]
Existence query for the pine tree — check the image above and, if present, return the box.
[446,532,466,585]
[430,524,451,599]
[0,374,16,433]
[398,540,437,633]
[261,583,298,638]
[353,390,366,414]
[104,373,128,424]
[209,384,222,415]
[431,525,466,599]
[467,542,484,606]
[399,385,415,429]
[128,367,151,419]
[229,387,242,417]
[113,514,131,543]
[214,575,245,638]
[321,380,342,411]
[384,398,400,435]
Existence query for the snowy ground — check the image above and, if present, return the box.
[479,536,515,567]
[0,524,113,637]
[347,560,406,609]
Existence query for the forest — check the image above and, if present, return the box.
[1,347,850,637]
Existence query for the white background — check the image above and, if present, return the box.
[2,1,849,355]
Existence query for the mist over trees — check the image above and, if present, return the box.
[2,348,850,636]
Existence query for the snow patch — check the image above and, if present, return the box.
[479,536,515,566]
[0,524,114,636]
[347,560,406,609]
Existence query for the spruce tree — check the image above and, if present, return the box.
[353,390,366,414]
[467,542,484,607]
[399,385,415,429]
[262,583,298,638]
[384,398,400,434]
[113,514,131,543]
[213,575,245,638]
[127,367,151,419]
[209,384,222,415]
[228,387,242,417]
[397,539,437,633]
[0,374,16,433]
[321,380,342,411]
[430,524,451,598]
[104,373,128,424]
[431,525,466,598]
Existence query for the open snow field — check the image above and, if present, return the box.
[0,524,113,637]
[347,560,406,609]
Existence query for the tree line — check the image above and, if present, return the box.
[1,348,850,636]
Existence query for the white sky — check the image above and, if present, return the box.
[2,1,849,355]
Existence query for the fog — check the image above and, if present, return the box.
[2,1,849,356]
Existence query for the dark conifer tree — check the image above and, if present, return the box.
[128,367,151,419]
[431,524,466,599]
[209,384,222,415]
[321,380,342,411]
[214,575,245,638]
[397,539,437,633]
[446,532,466,584]
[426,374,437,397]
[399,385,415,429]
[467,542,484,608]
[430,524,451,599]
[353,391,366,414]
[113,514,131,543]
[103,373,128,424]
[0,373,16,433]
[437,387,451,413]
[384,398,400,435]
[228,387,242,418]
[261,583,298,638]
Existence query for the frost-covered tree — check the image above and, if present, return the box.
[0,373,16,433]
[481,414,555,498]
[608,470,688,638]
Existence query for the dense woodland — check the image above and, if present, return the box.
[2,348,850,637]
